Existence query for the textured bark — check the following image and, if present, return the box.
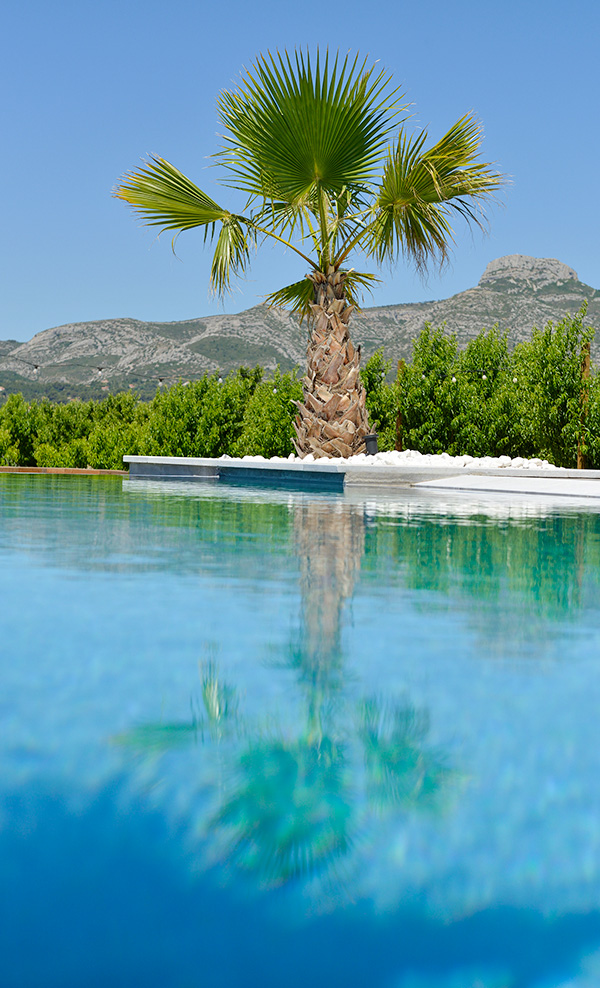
[293,268,370,458]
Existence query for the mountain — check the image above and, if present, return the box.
[1,255,598,401]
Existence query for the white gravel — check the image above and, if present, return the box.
[224,450,564,470]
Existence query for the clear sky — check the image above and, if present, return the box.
[2,0,598,342]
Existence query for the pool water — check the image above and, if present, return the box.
[2,474,600,988]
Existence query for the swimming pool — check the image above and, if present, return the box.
[2,473,600,988]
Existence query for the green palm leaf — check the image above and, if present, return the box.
[114,155,230,232]
[115,50,505,356]
[210,216,252,296]
[113,722,200,752]
[114,155,252,295]
[217,50,406,209]
[367,114,504,270]
[216,736,352,885]
[358,697,455,813]
[343,269,381,306]
[264,278,314,319]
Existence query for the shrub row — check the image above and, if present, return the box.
[0,306,597,470]
[0,368,303,469]
[365,306,600,469]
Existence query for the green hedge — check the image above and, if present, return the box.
[0,306,597,469]
[366,306,599,468]
[0,368,302,468]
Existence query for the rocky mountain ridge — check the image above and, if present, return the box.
[1,254,598,400]
[479,255,578,286]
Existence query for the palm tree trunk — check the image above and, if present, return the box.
[293,268,370,458]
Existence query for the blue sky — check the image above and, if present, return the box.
[2,0,598,341]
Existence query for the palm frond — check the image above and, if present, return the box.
[368,115,505,270]
[264,278,314,319]
[114,155,230,233]
[343,269,381,308]
[264,268,380,318]
[252,198,319,248]
[358,697,454,812]
[210,215,252,296]
[216,50,406,213]
[115,56,505,311]
[114,155,254,296]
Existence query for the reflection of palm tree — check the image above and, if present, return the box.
[216,735,351,886]
[290,500,366,742]
[115,661,238,751]
[117,500,460,887]
[295,501,365,665]
[358,698,454,814]
[119,677,455,887]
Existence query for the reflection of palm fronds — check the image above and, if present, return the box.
[201,661,238,727]
[215,736,352,886]
[114,719,200,752]
[113,662,239,753]
[114,641,462,893]
[358,697,454,813]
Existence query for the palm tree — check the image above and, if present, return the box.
[114,49,503,458]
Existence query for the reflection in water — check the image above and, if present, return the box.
[292,499,366,742]
[361,494,600,629]
[6,477,600,985]
[119,498,459,888]
[295,500,364,663]
[5,475,600,636]
[121,663,456,888]
[119,659,239,751]
[216,735,352,885]
[359,699,453,814]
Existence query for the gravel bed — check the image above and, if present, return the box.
[226,450,565,470]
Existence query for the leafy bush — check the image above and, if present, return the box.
[34,439,90,468]
[86,393,150,469]
[0,394,41,465]
[391,307,596,465]
[233,369,302,458]
[396,324,460,453]
[585,375,600,468]
[510,306,594,466]
[35,399,94,448]
[0,424,19,466]
[447,328,525,457]
[360,349,397,449]
[144,368,262,458]
[86,423,144,470]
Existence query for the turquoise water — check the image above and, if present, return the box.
[3,474,600,988]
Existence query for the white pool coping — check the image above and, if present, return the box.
[417,473,600,498]
[124,455,600,500]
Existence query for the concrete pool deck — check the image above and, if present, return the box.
[124,454,600,499]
